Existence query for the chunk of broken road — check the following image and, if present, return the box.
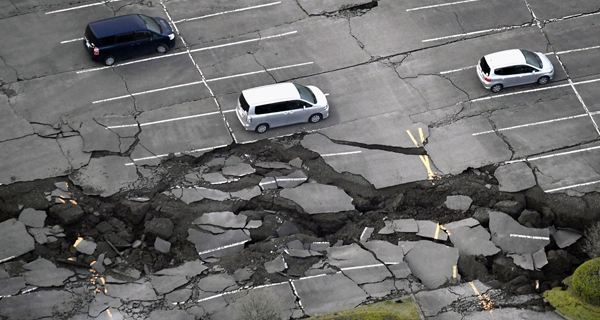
[405,241,460,289]
[0,219,35,262]
[279,182,355,214]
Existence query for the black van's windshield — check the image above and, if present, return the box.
[140,15,161,34]
[239,94,250,112]
[294,84,316,104]
[480,57,490,75]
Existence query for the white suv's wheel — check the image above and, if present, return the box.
[309,113,322,123]
[537,76,550,85]
[255,123,269,134]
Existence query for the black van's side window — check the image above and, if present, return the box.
[116,33,136,43]
[134,31,152,41]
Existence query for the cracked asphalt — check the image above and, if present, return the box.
[1,0,600,319]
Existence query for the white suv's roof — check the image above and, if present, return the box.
[484,49,526,69]
[242,83,300,106]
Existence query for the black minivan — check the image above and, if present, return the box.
[84,14,176,66]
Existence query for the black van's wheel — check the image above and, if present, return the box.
[537,76,550,85]
[104,56,115,66]
[491,84,503,93]
[156,44,168,54]
[309,113,323,123]
[255,123,269,134]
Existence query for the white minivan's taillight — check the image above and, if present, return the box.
[93,47,100,56]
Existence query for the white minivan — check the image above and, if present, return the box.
[235,83,329,133]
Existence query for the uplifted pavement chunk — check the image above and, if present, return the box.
[193,211,247,229]
[405,241,459,289]
[378,219,418,234]
[149,275,188,294]
[417,220,448,241]
[0,219,35,262]
[167,187,230,204]
[70,156,138,197]
[105,281,158,301]
[265,255,288,273]
[279,183,355,214]
[221,163,255,177]
[448,225,500,256]
[551,227,581,249]
[148,310,194,320]
[444,195,473,212]
[294,273,368,316]
[0,276,26,296]
[364,240,404,263]
[23,257,74,287]
[187,228,250,258]
[18,208,46,228]
[415,281,491,317]
[494,162,537,192]
[326,243,380,268]
[155,260,207,277]
[489,211,550,254]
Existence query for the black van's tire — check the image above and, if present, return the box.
[255,123,269,134]
[491,84,503,93]
[309,113,323,123]
[537,76,550,85]
[104,56,115,66]
[156,44,168,54]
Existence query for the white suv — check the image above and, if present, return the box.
[236,83,329,133]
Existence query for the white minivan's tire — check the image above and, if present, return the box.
[491,84,503,93]
[537,76,550,85]
[255,123,269,134]
[309,113,323,123]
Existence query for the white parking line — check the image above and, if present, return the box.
[546,179,600,193]
[406,0,480,12]
[124,144,229,165]
[321,150,363,157]
[197,240,249,256]
[439,65,476,75]
[46,0,123,14]
[505,144,600,164]
[472,112,600,136]
[423,25,524,43]
[92,61,314,104]
[106,111,221,129]
[173,1,282,24]
[509,234,550,241]
[555,44,600,55]
[76,31,297,74]
[60,37,83,44]
[470,83,572,102]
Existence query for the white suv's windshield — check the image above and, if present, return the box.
[294,84,316,104]
[140,15,161,34]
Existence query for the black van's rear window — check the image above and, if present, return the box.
[239,94,250,112]
[480,57,490,75]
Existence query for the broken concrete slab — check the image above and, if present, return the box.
[405,241,459,289]
[389,262,412,279]
[221,163,255,177]
[192,211,248,229]
[197,274,238,296]
[444,195,473,212]
[149,275,188,295]
[28,227,49,244]
[364,240,404,263]
[343,263,392,285]
[70,156,138,197]
[148,310,194,320]
[0,290,79,320]
[0,218,35,262]
[416,220,448,241]
[259,176,278,190]
[201,172,231,184]
[155,260,207,278]
[105,281,158,301]
[154,237,171,254]
[362,278,396,298]
[279,183,355,214]
[255,161,292,170]
[187,228,251,258]
[264,255,288,273]
[489,211,550,254]
[18,208,46,228]
[74,237,96,255]
[230,185,261,200]
[494,162,537,192]
[415,281,490,317]
[294,273,368,316]
[378,219,419,234]
[167,186,231,204]
[165,288,192,304]
[23,263,74,287]
[448,225,500,256]
[326,243,380,268]
[551,227,582,248]
[88,293,122,317]
[276,170,308,188]
[443,218,480,231]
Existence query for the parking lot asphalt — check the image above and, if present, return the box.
[1,1,600,189]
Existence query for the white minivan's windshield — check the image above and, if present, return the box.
[520,49,542,69]
[294,84,316,104]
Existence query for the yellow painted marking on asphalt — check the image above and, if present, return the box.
[452,265,458,280]
[434,223,441,240]
[406,128,437,180]
[469,281,494,312]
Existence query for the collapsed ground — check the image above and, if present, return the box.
[0,135,598,319]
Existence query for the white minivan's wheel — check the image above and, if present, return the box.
[156,44,168,53]
[491,84,503,93]
[309,113,323,123]
[255,123,269,134]
[104,56,115,66]
[537,76,550,85]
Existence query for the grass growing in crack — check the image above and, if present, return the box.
[309,297,420,320]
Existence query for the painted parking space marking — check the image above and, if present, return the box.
[439,65,476,75]
[92,61,314,104]
[321,150,362,157]
[197,240,250,256]
[60,37,83,44]
[46,0,124,14]
[125,144,229,165]
[173,1,282,24]
[406,0,480,12]
[106,111,222,129]
[472,112,600,136]
[422,25,528,43]
[76,31,297,73]
[546,179,600,193]
[505,145,600,164]
[509,234,550,241]
[407,128,437,180]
